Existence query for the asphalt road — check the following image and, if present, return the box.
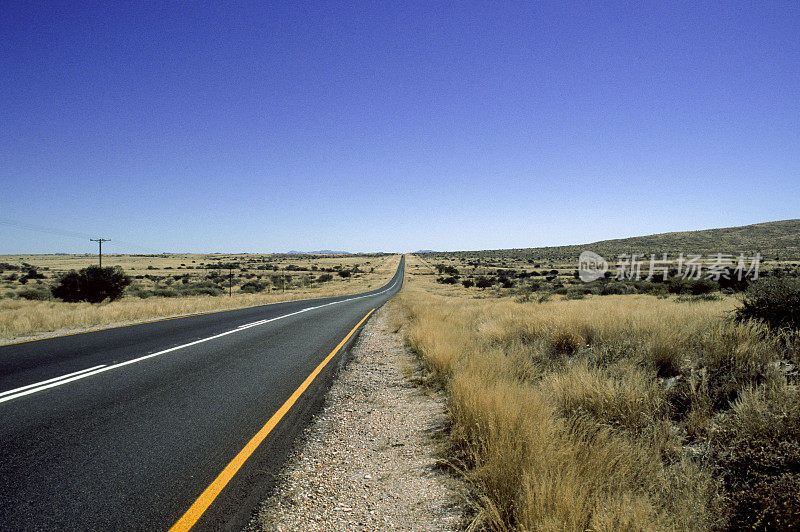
[0,256,404,531]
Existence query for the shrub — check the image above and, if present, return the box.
[51,266,131,303]
[736,277,800,330]
[634,281,667,296]
[475,276,493,289]
[338,269,351,278]
[713,385,800,530]
[179,282,222,297]
[564,287,590,300]
[17,286,51,300]
[316,273,333,283]
[498,277,514,288]
[20,268,46,282]
[152,287,180,298]
[462,279,474,288]
[239,280,267,293]
[717,267,749,292]
[600,282,635,295]
[128,288,153,299]
[437,276,458,285]
[667,277,718,295]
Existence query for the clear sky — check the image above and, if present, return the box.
[1,1,798,254]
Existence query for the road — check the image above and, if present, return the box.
[0,256,404,531]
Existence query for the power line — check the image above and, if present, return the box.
[0,218,90,240]
[0,218,160,254]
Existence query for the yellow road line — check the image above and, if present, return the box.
[169,308,376,532]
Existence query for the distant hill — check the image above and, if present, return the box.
[430,220,800,262]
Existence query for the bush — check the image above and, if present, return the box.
[51,266,131,303]
[667,277,718,295]
[634,281,667,296]
[498,276,514,288]
[180,284,222,296]
[736,277,800,330]
[239,280,267,293]
[475,276,493,289]
[338,270,351,278]
[17,286,51,300]
[152,287,180,298]
[437,276,458,285]
[599,282,635,295]
[462,279,474,288]
[316,273,333,283]
[20,268,46,282]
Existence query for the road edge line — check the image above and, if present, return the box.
[168,308,376,532]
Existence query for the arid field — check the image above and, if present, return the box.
[394,253,800,530]
[0,253,400,342]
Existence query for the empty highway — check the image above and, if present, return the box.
[0,256,404,531]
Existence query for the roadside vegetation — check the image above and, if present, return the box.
[394,253,800,530]
[0,254,399,342]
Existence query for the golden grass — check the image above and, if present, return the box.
[393,269,795,530]
[0,255,399,342]
[0,252,394,292]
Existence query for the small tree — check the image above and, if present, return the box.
[736,277,800,330]
[52,266,131,303]
[475,276,493,289]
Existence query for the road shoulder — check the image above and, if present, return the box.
[246,305,465,531]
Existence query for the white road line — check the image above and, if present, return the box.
[0,274,402,405]
[0,365,107,399]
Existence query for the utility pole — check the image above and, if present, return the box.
[229,265,233,297]
[90,238,110,267]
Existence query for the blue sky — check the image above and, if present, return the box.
[1,1,798,254]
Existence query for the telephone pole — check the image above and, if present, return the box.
[90,238,110,267]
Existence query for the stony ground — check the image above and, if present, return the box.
[246,306,465,531]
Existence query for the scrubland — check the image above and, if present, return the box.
[0,254,399,342]
[393,255,800,530]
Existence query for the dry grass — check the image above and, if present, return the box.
[0,254,399,342]
[394,266,799,530]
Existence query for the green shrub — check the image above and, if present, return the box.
[152,287,180,298]
[128,288,153,299]
[316,273,333,283]
[563,287,588,300]
[599,282,634,295]
[667,277,718,295]
[51,266,131,303]
[736,277,800,330]
[179,282,222,296]
[17,286,51,300]
[461,279,474,288]
[714,385,800,530]
[239,280,267,293]
[634,280,667,295]
[498,276,514,288]
[475,276,493,289]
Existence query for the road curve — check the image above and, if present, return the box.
[0,256,404,531]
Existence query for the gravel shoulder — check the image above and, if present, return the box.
[246,305,465,531]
